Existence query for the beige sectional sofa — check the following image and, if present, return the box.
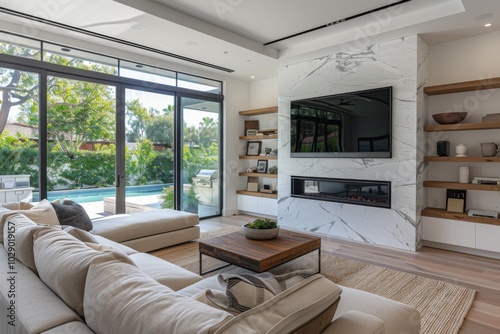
[0,203,421,334]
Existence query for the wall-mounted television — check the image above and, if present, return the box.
[290,86,392,158]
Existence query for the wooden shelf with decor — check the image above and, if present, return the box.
[423,181,500,191]
[422,78,500,255]
[236,190,277,199]
[239,134,278,140]
[424,121,500,132]
[239,172,278,179]
[423,156,500,163]
[421,207,500,226]
[237,106,278,216]
[239,106,278,116]
[239,155,277,160]
[423,77,500,95]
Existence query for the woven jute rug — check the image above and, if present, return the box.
[151,226,476,334]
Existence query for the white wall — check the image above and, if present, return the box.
[428,30,500,85]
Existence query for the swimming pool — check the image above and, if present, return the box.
[32,184,171,203]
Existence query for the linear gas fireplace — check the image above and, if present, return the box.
[291,176,391,209]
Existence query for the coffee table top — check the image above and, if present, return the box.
[199,229,321,272]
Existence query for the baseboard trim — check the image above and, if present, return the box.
[423,240,500,260]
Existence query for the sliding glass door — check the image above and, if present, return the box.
[180,96,221,217]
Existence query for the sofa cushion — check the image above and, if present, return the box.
[334,285,421,334]
[0,248,82,334]
[33,228,136,317]
[129,252,202,290]
[83,256,233,334]
[62,226,98,243]
[214,274,342,334]
[5,216,60,274]
[321,310,385,334]
[0,200,58,242]
[52,200,93,231]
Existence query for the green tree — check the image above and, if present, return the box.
[198,116,218,149]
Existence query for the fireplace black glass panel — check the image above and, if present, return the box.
[291,176,391,209]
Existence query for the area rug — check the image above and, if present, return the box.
[151,226,476,334]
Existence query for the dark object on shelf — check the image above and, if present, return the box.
[437,141,449,156]
[246,141,262,156]
[432,112,468,124]
[446,189,467,213]
[244,120,259,136]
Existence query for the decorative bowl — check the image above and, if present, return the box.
[242,224,280,240]
[432,112,468,125]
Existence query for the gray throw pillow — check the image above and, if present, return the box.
[51,199,93,231]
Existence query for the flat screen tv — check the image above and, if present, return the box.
[290,86,392,158]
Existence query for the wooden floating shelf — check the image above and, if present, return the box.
[239,106,278,116]
[424,156,500,162]
[421,207,500,226]
[239,155,277,160]
[239,172,277,178]
[236,190,278,199]
[424,121,500,132]
[239,135,278,140]
[423,181,500,191]
[424,77,500,95]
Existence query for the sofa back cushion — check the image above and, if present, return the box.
[33,228,135,317]
[84,257,233,334]
[3,215,60,274]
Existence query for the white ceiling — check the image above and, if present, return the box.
[0,0,498,81]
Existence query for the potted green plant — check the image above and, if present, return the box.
[242,218,279,240]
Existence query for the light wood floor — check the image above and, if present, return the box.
[200,214,500,334]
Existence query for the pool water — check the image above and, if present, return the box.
[33,184,170,203]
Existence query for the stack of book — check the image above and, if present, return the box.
[472,176,500,185]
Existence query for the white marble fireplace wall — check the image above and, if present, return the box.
[277,35,428,251]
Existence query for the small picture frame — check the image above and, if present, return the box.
[246,141,262,156]
[446,189,467,213]
[246,129,258,136]
[256,160,268,173]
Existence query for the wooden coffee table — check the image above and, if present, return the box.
[199,229,321,275]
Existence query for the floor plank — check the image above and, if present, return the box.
[199,214,500,334]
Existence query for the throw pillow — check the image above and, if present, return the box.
[51,199,93,231]
[218,269,314,313]
[18,199,60,226]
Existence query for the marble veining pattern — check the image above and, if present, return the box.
[278,35,426,251]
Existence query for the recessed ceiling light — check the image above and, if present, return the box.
[485,23,492,27]
[61,47,71,52]
[185,41,198,47]
[250,75,255,79]
[129,24,146,31]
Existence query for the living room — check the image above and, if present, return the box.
[1,1,500,333]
